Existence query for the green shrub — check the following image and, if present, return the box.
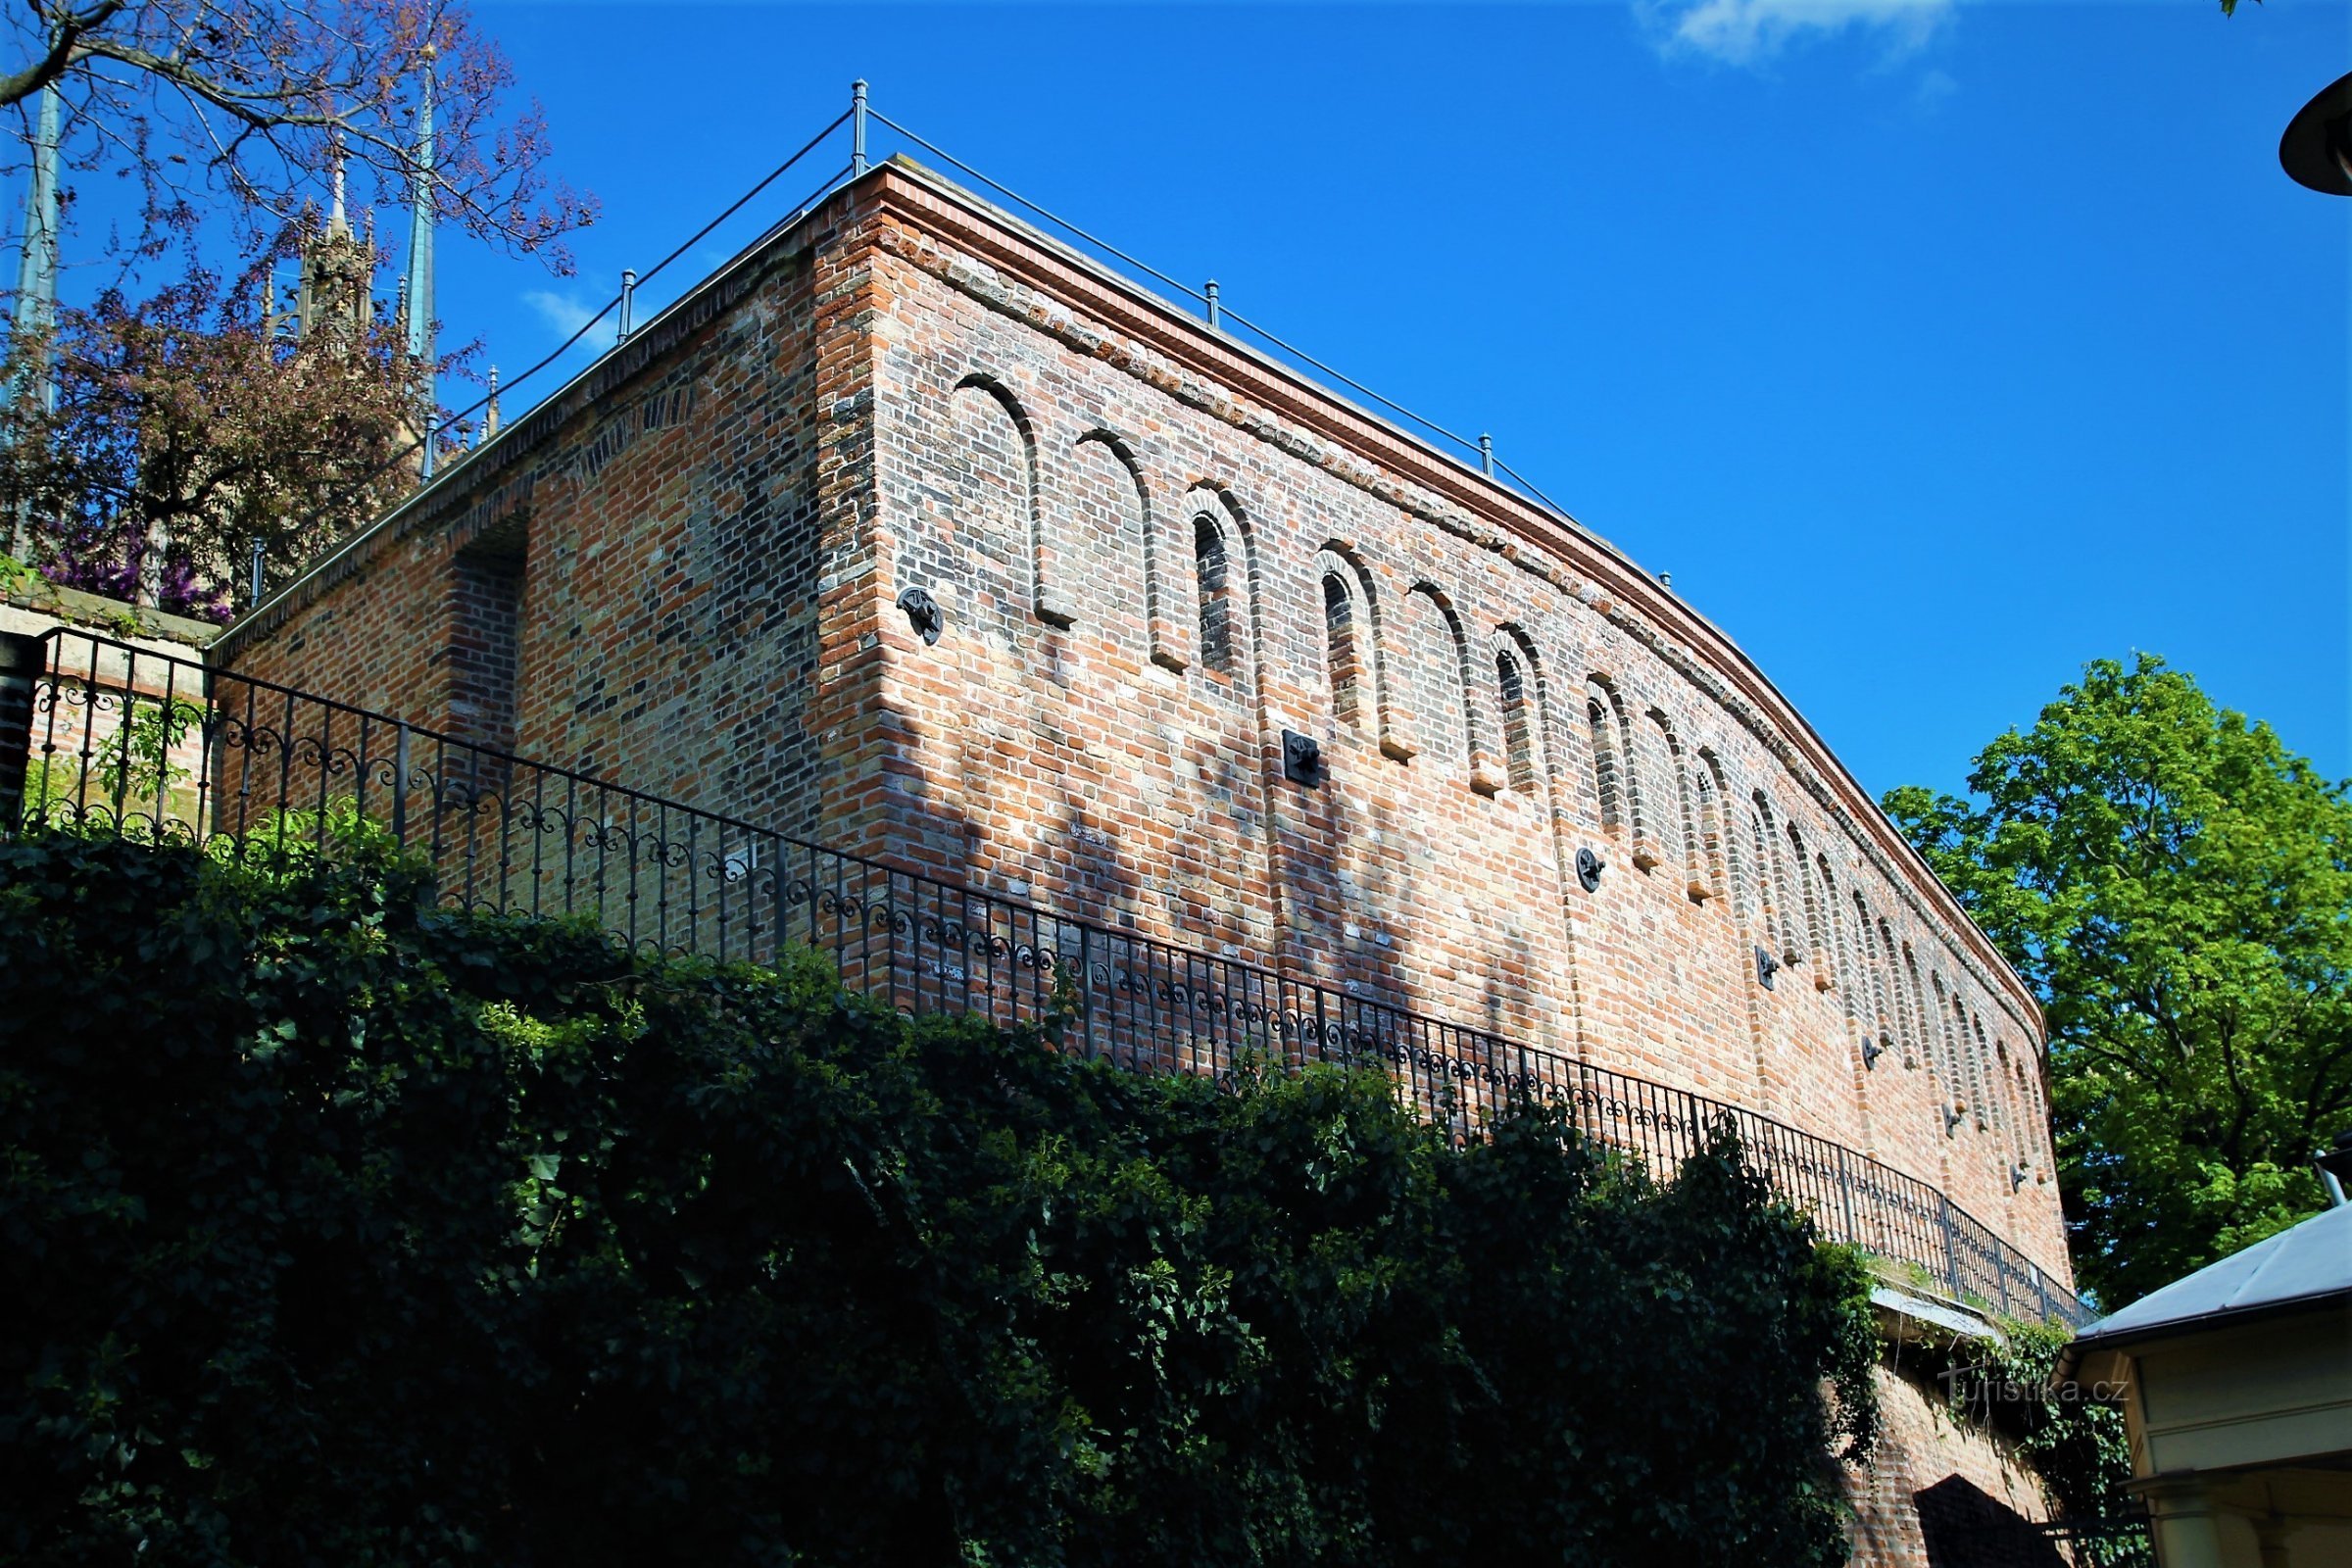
[0,834,1877,1567]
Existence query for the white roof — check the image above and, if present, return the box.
[2074,1201,2352,1349]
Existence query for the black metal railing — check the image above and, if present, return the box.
[1,628,2089,1328]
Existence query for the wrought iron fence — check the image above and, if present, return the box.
[0,627,2090,1329]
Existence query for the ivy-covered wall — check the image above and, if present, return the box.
[1851,1314,2141,1568]
[0,836,1879,1568]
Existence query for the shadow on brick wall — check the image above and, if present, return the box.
[1916,1475,2067,1568]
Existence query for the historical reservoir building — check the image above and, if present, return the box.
[214,155,2078,1561]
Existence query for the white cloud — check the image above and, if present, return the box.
[1641,0,1954,70]
[521,288,620,357]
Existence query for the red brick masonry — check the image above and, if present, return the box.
[218,159,2069,1290]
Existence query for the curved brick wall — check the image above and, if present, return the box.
[218,160,2068,1285]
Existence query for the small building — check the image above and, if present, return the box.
[2058,1201,2352,1567]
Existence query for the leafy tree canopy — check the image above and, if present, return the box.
[1885,655,2351,1306]
[0,833,1878,1567]
[1,252,459,615]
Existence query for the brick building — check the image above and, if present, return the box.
[214,155,2080,1563]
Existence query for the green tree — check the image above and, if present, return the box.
[1885,655,2352,1306]
[1,252,462,615]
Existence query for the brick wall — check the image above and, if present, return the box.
[216,160,2069,1287]
[1846,1354,2071,1568]
[221,193,879,852]
[852,168,2069,1280]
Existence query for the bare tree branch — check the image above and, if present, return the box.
[0,0,592,271]
[0,2,122,109]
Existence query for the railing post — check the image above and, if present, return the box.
[391,721,411,846]
[1311,978,1327,1069]
[617,269,637,344]
[1479,433,1494,476]
[1940,1195,1963,1299]
[1204,278,1221,330]
[1074,922,1092,1057]
[1836,1145,1860,1247]
[851,79,869,175]
[0,631,39,830]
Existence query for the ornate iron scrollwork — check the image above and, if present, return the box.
[1575,847,1604,893]
[896,585,944,646]
[1754,946,1780,990]
[1281,729,1322,787]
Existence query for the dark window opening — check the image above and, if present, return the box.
[1586,698,1622,831]
[1694,766,1725,898]
[1498,651,1536,791]
[1323,574,1360,723]
[447,518,527,794]
[1195,516,1232,675]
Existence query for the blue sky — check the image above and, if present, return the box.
[90,1,2352,799]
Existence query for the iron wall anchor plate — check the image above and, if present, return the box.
[1282,729,1323,787]
[897,585,944,646]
